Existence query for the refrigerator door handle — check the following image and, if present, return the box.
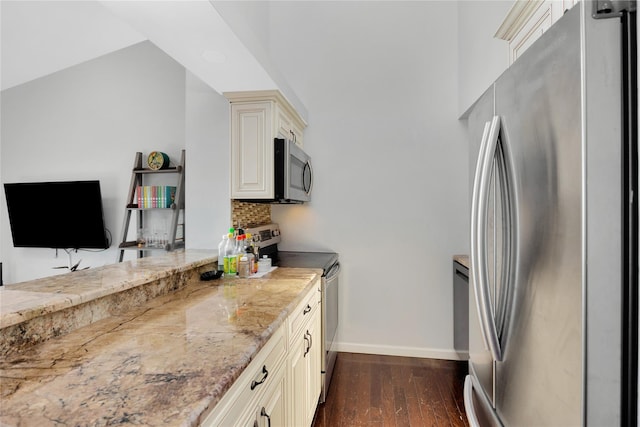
[471,120,492,347]
[473,115,504,362]
[464,374,503,427]
[464,375,482,427]
[494,123,515,342]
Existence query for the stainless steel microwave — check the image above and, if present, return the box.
[272,138,312,203]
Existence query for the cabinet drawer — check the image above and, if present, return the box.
[202,325,286,426]
[288,282,320,343]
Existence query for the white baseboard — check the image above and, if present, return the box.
[333,341,469,361]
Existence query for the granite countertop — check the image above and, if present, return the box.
[0,261,321,426]
[0,249,216,330]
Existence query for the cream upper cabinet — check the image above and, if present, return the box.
[229,100,274,200]
[495,0,579,64]
[225,90,307,200]
[276,105,304,147]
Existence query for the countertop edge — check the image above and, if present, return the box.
[0,250,217,329]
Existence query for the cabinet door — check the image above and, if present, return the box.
[289,305,321,427]
[276,105,304,147]
[509,1,553,63]
[306,308,321,424]
[508,0,578,64]
[289,329,308,427]
[230,102,274,199]
[205,398,257,427]
[257,364,286,427]
[276,106,292,140]
[290,122,304,147]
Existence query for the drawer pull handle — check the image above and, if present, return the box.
[261,407,272,427]
[250,365,269,390]
[303,304,312,315]
[304,330,313,357]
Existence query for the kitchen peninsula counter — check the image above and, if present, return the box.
[0,254,322,426]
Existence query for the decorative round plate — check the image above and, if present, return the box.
[147,151,169,170]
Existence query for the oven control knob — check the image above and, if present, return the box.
[272,229,280,237]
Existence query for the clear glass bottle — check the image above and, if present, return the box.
[238,256,250,278]
[217,234,228,272]
[223,233,235,275]
[244,233,259,274]
[244,233,256,276]
[229,235,243,276]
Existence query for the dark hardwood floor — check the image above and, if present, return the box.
[313,352,469,427]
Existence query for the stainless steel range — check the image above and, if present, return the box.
[245,223,340,404]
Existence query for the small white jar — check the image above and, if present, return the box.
[258,255,272,273]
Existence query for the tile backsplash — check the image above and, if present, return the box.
[231,200,271,229]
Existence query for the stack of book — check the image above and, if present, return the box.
[136,186,176,208]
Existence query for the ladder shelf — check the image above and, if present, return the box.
[117,150,185,262]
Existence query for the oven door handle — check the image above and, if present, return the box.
[325,262,341,281]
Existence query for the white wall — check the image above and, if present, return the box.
[184,71,231,249]
[0,2,3,284]
[261,1,469,359]
[0,42,189,283]
[457,0,511,117]
[0,0,3,284]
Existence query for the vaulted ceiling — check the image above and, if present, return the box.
[0,1,277,94]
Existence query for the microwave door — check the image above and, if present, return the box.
[285,141,312,202]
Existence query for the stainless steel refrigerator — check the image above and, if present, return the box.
[464,2,638,426]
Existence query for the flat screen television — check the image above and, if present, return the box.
[4,180,109,249]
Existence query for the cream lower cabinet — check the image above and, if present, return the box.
[287,281,321,427]
[218,363,287,427]
[224,90,306,200]
[202,326,287,426]
[202,280,321,427]
[255,365,287,427]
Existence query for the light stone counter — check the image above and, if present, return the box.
[0,250,217,356]
[453,254,470,269]
[0,265,321,426]
[1,250,216,329]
